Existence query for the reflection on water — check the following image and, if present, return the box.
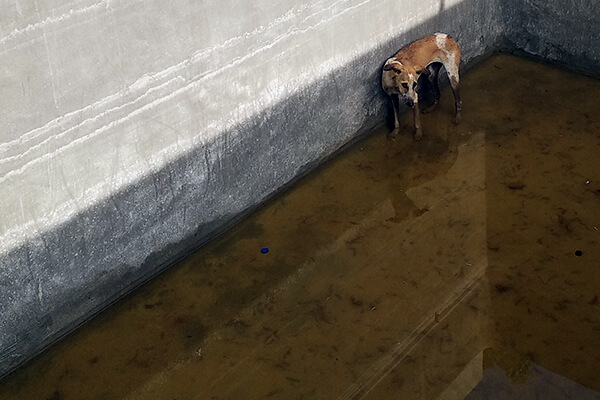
[466,362,600,400]
[1,55,600,399]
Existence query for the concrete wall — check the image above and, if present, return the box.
[500,0,600,76]
[0,0,597,378]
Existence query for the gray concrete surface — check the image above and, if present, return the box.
[0,0,597,379]
[500,0,600,77]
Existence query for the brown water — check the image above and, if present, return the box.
[1,54,600,400]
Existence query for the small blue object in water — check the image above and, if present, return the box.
[261,247,269,254]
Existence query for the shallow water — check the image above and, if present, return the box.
[1,54,600,400]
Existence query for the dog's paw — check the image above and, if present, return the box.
[453,113,462,124]
[387,129,400,141]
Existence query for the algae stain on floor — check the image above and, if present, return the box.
[1,55,600,399]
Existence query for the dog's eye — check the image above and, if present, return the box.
[401,83,409,90]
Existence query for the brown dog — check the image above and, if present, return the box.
[382,33,462,140]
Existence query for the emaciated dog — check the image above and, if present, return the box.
[382,33,462,140]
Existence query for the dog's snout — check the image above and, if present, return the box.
[405,99,414,108]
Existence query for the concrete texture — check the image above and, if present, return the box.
[0,0,597,379]
[500,0,600,77]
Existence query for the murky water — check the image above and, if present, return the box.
[1,54,600,400]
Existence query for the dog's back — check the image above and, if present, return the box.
[391,33,460,71]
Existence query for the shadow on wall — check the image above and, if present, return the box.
[0,0,498,379]
[498,0,600,77]
[1,0,599,381]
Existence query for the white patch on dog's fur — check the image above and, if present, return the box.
[446,53,459,81]
[435,33,448,50]
[434,33,458,81]
[446,53,457,73]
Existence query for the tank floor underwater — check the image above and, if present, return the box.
[2,54,600,400]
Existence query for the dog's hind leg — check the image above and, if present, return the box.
[443,61,462,123]
[449,75,462,123]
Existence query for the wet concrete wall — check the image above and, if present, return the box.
[0,0,503,378]
[500,0,600,76]
[0,0,597,379]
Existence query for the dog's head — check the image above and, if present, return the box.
[382,59,426,107]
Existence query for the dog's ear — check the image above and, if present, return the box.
[383,60,402,71]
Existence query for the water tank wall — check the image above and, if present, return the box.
[1,0,598,378]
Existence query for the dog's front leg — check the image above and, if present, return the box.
[413,100,423,141]
[388,94,402,140]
